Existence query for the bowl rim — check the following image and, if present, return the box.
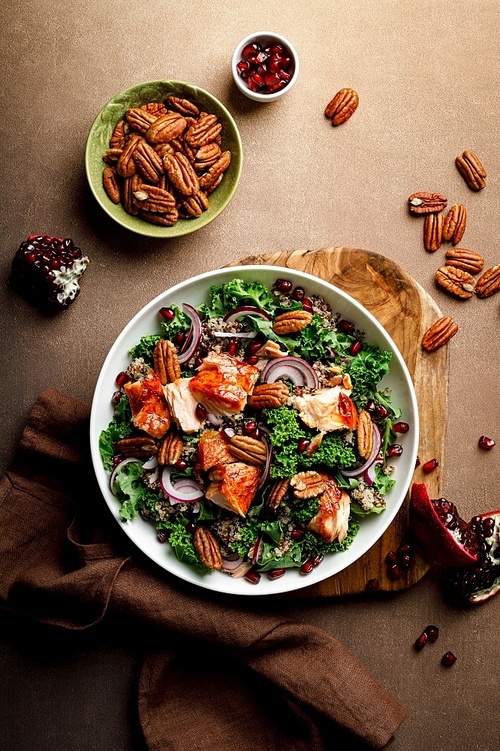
[85,79,243,237]
[231,31,300,102]
[90,265,420,596]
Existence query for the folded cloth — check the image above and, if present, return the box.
[0,388,406,750]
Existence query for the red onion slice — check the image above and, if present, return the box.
[251,535,263,565]
[178,303,202,364]
[363,459,383,486]
[161,466,204,503]
[340,423,382,479]
[223,306,271,323]
[261,356,319,389]
[109,457,143,495]
[212,331,257,338]
[221,555,245,572]
[257,430,272,490]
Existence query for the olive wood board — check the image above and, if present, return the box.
[229,247,448,597]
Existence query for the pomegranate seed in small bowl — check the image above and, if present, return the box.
[232,31,299,102]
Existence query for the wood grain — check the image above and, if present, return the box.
[229,247,448,596]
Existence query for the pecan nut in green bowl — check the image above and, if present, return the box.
[85,80,243,238]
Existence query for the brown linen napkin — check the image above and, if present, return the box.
[0,388,406,750]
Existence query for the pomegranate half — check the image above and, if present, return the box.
[446,511,500,604]
[409,483,480,567]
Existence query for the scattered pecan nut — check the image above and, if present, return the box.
[153,339,181,384]
[157,428,183,465]
[475,265,500,299]
[193,527,222,570]
[444,248,485,275]
[435,266,476,299]
[116,436,158,457]
[408,192,447,215]
[228,435,268,465]
[422,316,459,352]
[290,471,326,499]
[455,150,486,191]
[324,88,359,126]
[266,478,290,510]
[423,212,443,252]
[272,310,313,335]
[357,410,374,460]
[103,167,120,204]
[442,203,467,246]
[247,382,289,409]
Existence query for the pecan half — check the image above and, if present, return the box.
[442,204,467,246]
[445,248,485,275]
[146,112,187,144]
[194,142,222,172]
[163,152,200,195]
[324,88,359,125]
[125,107,158,135]
[153,339,181,384]
[193,527,222,570]
[157,428,183,465]
[103,166,120,204]
[116,436,157,457]
[475,265,500,299]
[357,410,373,460]
[122,174,142,215]
[408,192,447,215]
[133,184,177,214]
[179,191,209,217]
[166,95,200,117]
[184,113,222,147]
[133,139,164,183]
[109,120,129,149]
[455,150,486,191]
[290,471,326,499]
[435,266,475,299]
[423,212,443,252]
[198,151,231,191]
[228,435,267,465]
[272,310,313,334]
[266,478,290,510]
[139,208,179,226]
[422,316,459,352]
[103,147,123,166]
[247,382,289,409]
[141,101,168,117]
[116,134,142,178]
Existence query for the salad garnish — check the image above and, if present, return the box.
[99,277,409,584]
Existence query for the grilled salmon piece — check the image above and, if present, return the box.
[197,429,235,471]
[307,473,351,543]
[163,377,205,434]
[294,386,358,433]
[205,461,261,516]
[124,371,172,439]
[189,352,259,417]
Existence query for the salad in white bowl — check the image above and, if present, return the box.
[91,267,418,595]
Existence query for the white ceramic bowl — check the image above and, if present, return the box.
[231,32,299,102]
[90,266,419,596]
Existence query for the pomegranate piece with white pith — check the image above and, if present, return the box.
[12,234,89,310]
[409,483,480,567]
[446,511,500,604]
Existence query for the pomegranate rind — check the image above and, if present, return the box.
[409,483,479,567]
[466,511,500,604]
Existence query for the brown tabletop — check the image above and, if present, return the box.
[1,2,499,750]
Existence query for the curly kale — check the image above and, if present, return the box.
[98,395,133,471]
[199,278,276,318]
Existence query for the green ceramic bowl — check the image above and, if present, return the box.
[85,80,243,238]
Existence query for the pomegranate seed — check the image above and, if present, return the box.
[386,550,398,564]
[365,399,377,414]
[246,339,264,355]
[173,331,185,346]
[298,438,310,453]
[302,298,313,313]
[221,427,236,441]
[157,531,168,543]
[245,570,261,585]
[245,354,259,365]
[278,70,292,83]
[398,553,411,569]
[175,458,188,470]
[387,444,403,458]
[397,543,412,556]
[275,278,293,293]
[299,559,314,575]
[112,454,122,466]
[241,41,261,59]
[311,554,324,567]
[373,404,389,420]
[414,632,428,650]
[247,72,265,91]
[227,339,239,356]
[388,563,403,580]
[186,522,197,534]
[478,435,495,450]
[195,402,208,420]
[193,356,203,369]
[422,458,439,473]
[115,371,128,387]
[111,390,122,407]
[425,625,439,643]
[268,568,286,580]
[393,421,410,434]
[337,319,355,334]
[243,420,257,436]
[441,651,457,667]
[291,286,305,301]
[159,306,175,321]
[365,578,380,592]
[291,529,304,541]
[236,60,251,78]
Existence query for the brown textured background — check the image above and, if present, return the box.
[1,1,499,749]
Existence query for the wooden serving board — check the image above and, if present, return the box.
[229,247,448,596]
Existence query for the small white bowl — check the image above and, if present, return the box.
[231,31,299,103]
